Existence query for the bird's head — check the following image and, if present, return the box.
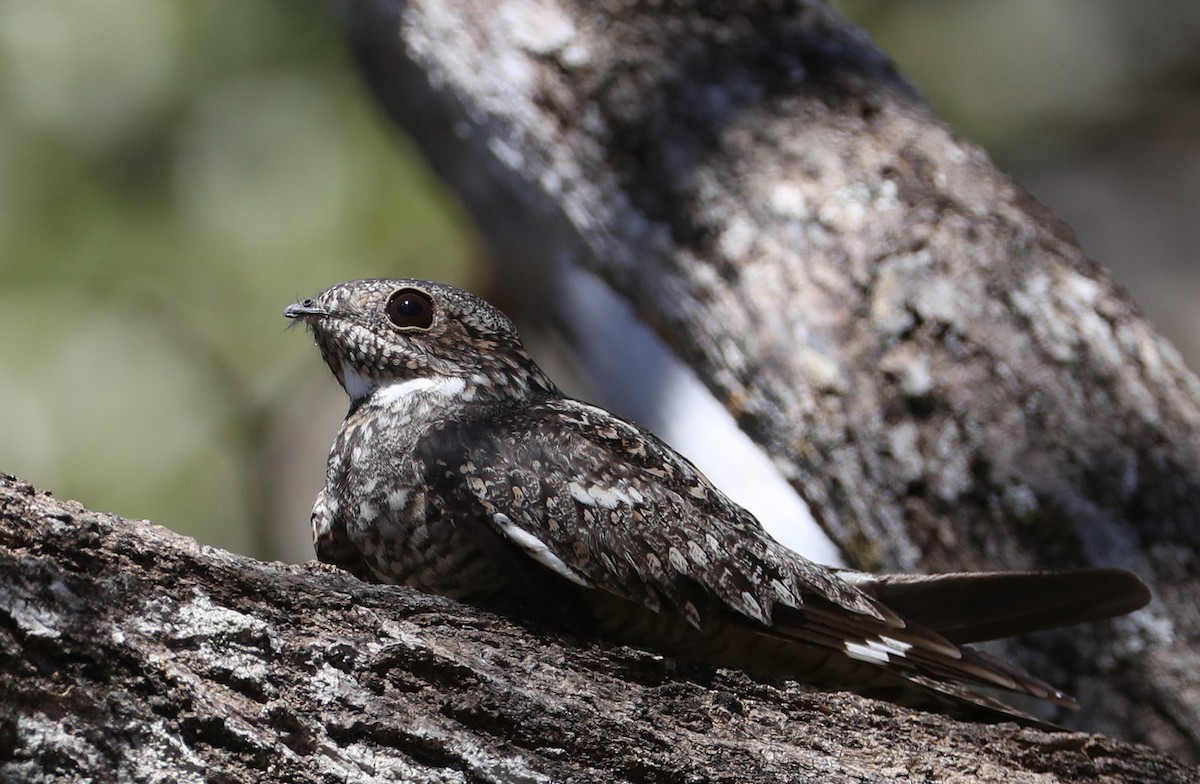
[284,279,557,408]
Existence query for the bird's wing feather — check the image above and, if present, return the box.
[413,398,1081,712]
[417,397,892,628]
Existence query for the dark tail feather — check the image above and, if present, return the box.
[836,568,1151,645]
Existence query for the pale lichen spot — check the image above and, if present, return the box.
[667,546,688,573]
[686,540,709,567]
[687,484,709,500]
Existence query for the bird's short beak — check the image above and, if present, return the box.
[283,301,328,321]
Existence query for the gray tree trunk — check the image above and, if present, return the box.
[339,0,1200,762]
[2,474,1195,782]
[5,0,1199,779]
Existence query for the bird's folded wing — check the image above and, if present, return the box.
[415,397,1091,710]
[417,397,891,628]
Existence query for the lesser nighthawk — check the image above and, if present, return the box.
[285,278,1150,722]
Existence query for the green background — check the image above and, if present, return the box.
[2,0,1196,561]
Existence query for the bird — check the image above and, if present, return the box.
[284,278,1151,723]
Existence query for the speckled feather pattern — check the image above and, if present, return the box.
[285,278,1148,723]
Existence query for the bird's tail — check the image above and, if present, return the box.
[833,567,1150,644]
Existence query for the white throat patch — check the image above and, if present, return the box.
[341,362,376,404]
[342,361,468,408]
[375,375,467,406]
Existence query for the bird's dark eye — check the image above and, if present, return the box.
[385,288,435,330]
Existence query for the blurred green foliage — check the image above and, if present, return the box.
[837,0,1200,151]
[0,0,477,557]
[2,1,1196,561]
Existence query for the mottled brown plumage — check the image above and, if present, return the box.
[285,278,1151,723]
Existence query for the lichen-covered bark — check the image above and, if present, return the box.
[337,0,1200,760]
[1,474,1195,782]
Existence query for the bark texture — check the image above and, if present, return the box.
[2,474,1196,783]
[337,0,1200,760]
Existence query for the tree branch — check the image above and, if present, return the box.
[1,474,1193,782]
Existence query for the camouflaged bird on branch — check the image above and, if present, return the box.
[285,278,1150,725]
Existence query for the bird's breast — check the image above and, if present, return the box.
[322,403,515,599]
